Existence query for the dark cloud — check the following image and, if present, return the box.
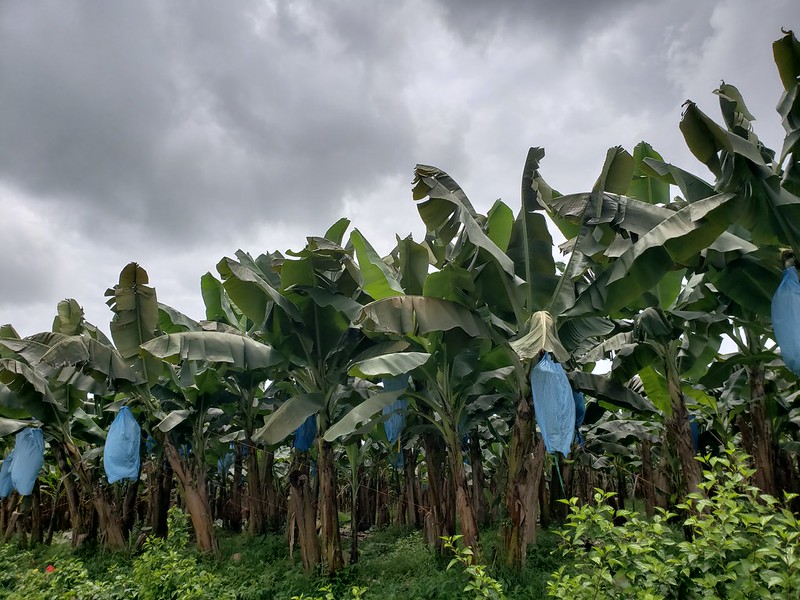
[433,0,633,43]
[0,0,420,247]
[1,0,797,337]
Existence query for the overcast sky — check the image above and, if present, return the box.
[1,0,796,337]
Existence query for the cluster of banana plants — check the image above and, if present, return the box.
[1,29,800,575]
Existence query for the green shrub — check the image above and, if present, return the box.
[290,583,368,600]
[5,553,115,600]
[547,448,800,599]
[130,507,235,600]
[443,535,506,600]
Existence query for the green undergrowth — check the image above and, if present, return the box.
[0,516,560,600]
[548,449,800,599]
[3,452,798,599]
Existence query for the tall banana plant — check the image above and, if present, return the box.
[0,300,141,550]
[531,135,761,494]
[408,157,650,565]
[217,222,404,573]
[662,29,800,494]
[140,329,283,555]
[198,272,284,535]
[353,293,511,552]
[104,262,223,553]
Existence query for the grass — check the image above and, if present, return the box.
[0,524,564,600]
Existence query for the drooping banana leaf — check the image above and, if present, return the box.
[568,192,742,316]
[637,365,672,415]
[413,164,516,276]
[217,256,302,326]
[324,389,405,442]
[0,359,61,420]
[348,352,431,379]
[0,416,34,438]
[641,158,716,203]
[158,303,200,334]
[141,331,282,372]
[0,333,141,387]
[254,392,325,445]
[567,370,656,414]
[357,296,488,339]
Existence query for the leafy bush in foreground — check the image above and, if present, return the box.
[0,508,233,600]
[548,448,800,599]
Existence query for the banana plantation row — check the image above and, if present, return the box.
[1,30,800,575]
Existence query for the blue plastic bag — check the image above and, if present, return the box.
[0,450,14,498]
[104,407,141,484]
[293,414,317,452]
[530,353,575,456]
[573,391,586,446]
[382,376,409,447]
[771,266,800,375]
[689,415,699,453]
[10,428,44,496]
[383,398,408,446]
[389,451,404,470]
[574,391,585,428]
[217,452,234,475]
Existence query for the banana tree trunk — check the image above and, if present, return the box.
[261,450,280,532]
[149,457,173,538]
[317,438,344,574]
[746,362,776,495]
[502,394,534,569]
[665,384,701,494]
[350,469,359,564]
[445,430,479,553]
[122,479,140,536]
[469,433,487,527]
[61,441,126,551]
[641,439,656,517]
[422,432,452,551]
[523,438,546,545]
[161,436,218,555]
[403,448,420,527]
[30,481,42,544]
[52,444,86,546]
[245,441,266,536]
[376,471,390,527]
[664,343,701,494]
[288,454,320,571]
[538,476,550,529]
[92,483,127,551]
[549,459,571,523]
[227,445,243,532]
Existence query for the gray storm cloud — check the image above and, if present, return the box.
[0,0,796,336]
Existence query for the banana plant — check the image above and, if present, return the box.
[217,222,406,573]
[667,33,800,495]
[104,262,225,553]
[140,329,283,555]
[193,273,286,535]
[529,132,768,494]
[353,293,512,552]
[0,300,141,550]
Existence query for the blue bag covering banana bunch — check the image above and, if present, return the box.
[530,353,575,456]
[104,407,141,484]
